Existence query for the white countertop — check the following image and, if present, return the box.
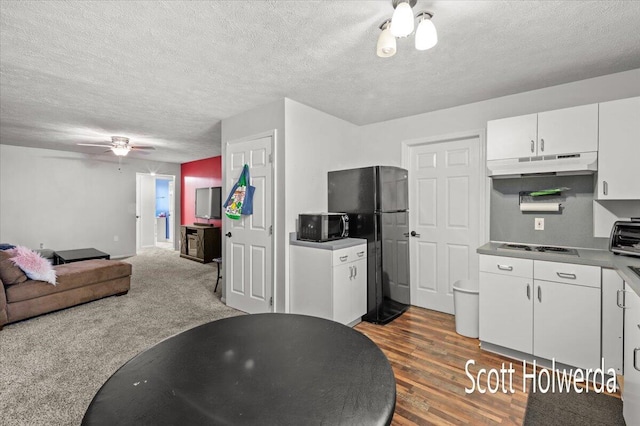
[477,242,640,295]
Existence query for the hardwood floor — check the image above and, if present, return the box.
[355,307,620,425]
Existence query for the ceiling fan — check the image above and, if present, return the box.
[78,136,155,156]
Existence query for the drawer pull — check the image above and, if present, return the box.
[616,289,627,309]
[556,272,577,280]
[634,348,640,372]
[497,264,513,271]
[526,284,531,300]
[339,255,348,262]
[357,251,365,258]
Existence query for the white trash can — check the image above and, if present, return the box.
[453,279,479,338]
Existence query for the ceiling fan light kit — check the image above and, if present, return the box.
[110,136,132,156]
[77,135,155,156]
[377,0,437,58]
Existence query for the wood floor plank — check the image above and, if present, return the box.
[355,306,620,425]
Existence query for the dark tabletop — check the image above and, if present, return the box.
[82,313,396,426]
[54,248,109,261]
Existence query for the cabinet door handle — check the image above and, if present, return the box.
[497,264,513,271]
[556,272,577,280]
[348,266,354,279]
[634,348,640,372]
[339,255,348,262]
[537,286,542,302]
[616,289,627,309]
[353,266,357,278]
[526,284,531,300]
[530,140,535,153]
[540,138,545,152]
[603,181,608,196]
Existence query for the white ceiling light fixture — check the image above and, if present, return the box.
[110,136,132,156]
[376,1,438,58]
[415,12,437,51]
[390,0,415,38]
[376,20,397,58]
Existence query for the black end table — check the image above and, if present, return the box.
[82,314,396,425]
[53,248,110,265]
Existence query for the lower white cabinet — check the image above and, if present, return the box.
[623,283,640,424]
[290,242,367,326]
[533,279,600,370]
[479,271,533,353]
[479,255,601,370]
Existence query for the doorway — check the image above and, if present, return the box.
[403,131,487,314]
[224,133,274,314]
[136,173,176,253]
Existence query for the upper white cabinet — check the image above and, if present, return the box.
[487,104,598,161]
[487,114,538,160]
[597,96,640,200]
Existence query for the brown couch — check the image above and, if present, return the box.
[0,257,131,330]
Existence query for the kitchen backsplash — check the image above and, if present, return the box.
[490,175,608,249]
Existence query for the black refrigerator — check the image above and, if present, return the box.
[328,166,410,324]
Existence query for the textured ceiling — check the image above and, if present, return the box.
[1,1,640,164]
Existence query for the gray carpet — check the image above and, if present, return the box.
[0,248,242,425]
[524,374,625,425]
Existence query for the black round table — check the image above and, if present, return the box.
[82,314,396,425]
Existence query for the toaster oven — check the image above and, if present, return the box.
[610,219,640,257]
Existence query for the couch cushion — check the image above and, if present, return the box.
[0,250,28,286]
[5,259,132,303]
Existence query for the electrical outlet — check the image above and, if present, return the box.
[113,235,119,242]
[535,218,544,231]
[39,243,44,249]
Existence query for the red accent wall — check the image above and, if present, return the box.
[181,156,222,227]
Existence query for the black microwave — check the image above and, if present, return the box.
[298,213,349,242]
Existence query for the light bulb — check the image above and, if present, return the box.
[377,23,396,58]
[112,146,131,156]
[390,1,414,38]
[415,13,437,50]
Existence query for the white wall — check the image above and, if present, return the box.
[347,68,640,167]
[0,145,181,258]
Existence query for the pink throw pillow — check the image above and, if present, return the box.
[8,246,57,285]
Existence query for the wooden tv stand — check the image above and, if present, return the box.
[180,225,221,264]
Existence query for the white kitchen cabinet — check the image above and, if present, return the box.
[623,283,640,424]
[602,268,624,374]
[290,241,366,326]
[479,255,602,370]
[479,271,533,353]
[486,104,598,161]
[486,114,538,160]
[533,279,600,370]
[597,96,640,200]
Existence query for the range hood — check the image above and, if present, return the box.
[487,152,597,178]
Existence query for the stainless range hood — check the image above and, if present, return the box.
[487,152,597,178]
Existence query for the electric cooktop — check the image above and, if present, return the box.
[497,243,579,256]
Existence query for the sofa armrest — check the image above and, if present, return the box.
[0,278,8,329]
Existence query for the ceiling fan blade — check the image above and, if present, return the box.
[131,146,156,150]
[78,143,112,147]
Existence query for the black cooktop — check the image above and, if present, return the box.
[498,243,579,256]
[630,266,640,279]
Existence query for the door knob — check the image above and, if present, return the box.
[225,232,232,238]
[410,231,421,237]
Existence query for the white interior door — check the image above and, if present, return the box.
[224,136,273,314]
[168,178,175,243]
[408,136,481,314]
[136,173,156,251]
